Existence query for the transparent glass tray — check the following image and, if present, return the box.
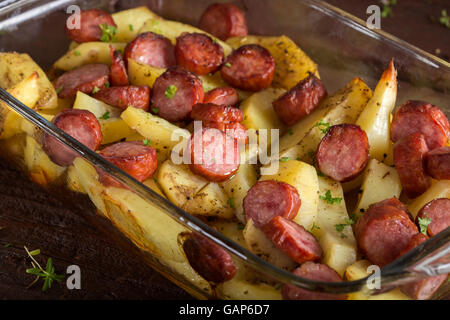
[0,0,449,299]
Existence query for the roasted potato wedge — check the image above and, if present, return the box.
[408,180,450,218]
[112,6,162,43]
[73,91,121,119]
[99,118,137,145]
[127,59,165,89]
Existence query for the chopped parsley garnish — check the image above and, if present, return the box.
[418,215,431,235]
[440,10,450,28]
[129,24,134,31]
[320,190,342,205]
[74,50,81,56]
[56,86,63,94]
[24,246,64,292]
[212,38,218,44]
[381,0,397,18]
[152,107,160,114]
[118,98,122,105]
[104,82,110,88]
[100,111,110,120]
[227,197,235,209]
[224,62,232,68]
[237,223,245,230]
[99,24,118,42]
[4,243,12,248]
[165,85,178,99]
[143,139,151,146]
[314,120,331,134]
[280,157,290,162]
[335,218,354,233]
[311,222,321,231]
[288,128,294,136]
[92,86,100,94]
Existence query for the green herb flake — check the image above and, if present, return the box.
[440,10,450,28]
[104,82,110,88]
[237,223,245,230]
[288,128,294,136]
[314,120,331,134]
[99,24,118,42]
[310,223,321,232]
[418,215,432,235]
[29,249,41,256]
[74,50,81,56]
[100,111,110,120]
[280,157,290,162]
[381,0,397,18]
[4,243,12,248]
[143,139,151,146]
[335,218,354,234]
[152,107,160,114]
[165,85,178,99]
[129,24,134,31]
[224,62,232,68]
[320,190,342,205]
[56,86,64,94]
[92,86,100,94]
[227,198,235,209]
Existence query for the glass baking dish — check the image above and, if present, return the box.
[0,0,449,299]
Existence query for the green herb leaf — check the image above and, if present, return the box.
[100,111,110,120]
[29,249,41,256]
[227,197,235,209]
[99,24,118,42]
[129,24,134,31]
[440,10,450,28]
[288,128,294,136]
[418,215,432,235]
[320,190,342,205]
[280,157,290,162]
[237,223,245,230]
[56,86,63,94]
[335,218,354,234]
[74,50,81,56]
[104,82,110,88]
[224,62,232,68]
[24,246,64,292]
[143,139,151,146]
[314,120,330,134]
[165,85,178,99]
[92,86,100,94]
[4,243,12,248]
[152,107,159,114]
[310,222,321,231]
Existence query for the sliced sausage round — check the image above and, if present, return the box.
[175,33,224,75]
[273,74,328,126]
[204,121,249,145]
[54,64,110,99]
[182,232,236,283]
[42,109,102,167]
[93,85,150,111]
[98,141,157,187]
[397,233,447,300]
[355,203,418,267]
[316,124,370,182]
[109,45,129,87]
[124,32,176,69]
[425,146,450,180]
[370,197,413,221]
[188,127,240,182]
[151,67,204,122]
[198,3,248,41]
[244,180,301,228]
[65,9,116,43]
[416,198,450,237]
[221,44,275,91]
[393,133,431,198]
[203,87,239,107]
[262,216,322,264]
[391,100,450,151]
[191,103,243,123]
[282,262,346,300]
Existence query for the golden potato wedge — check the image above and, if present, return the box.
[99,118,137,145]
[226,35,319,90]
[356,60,397,161]
[157,159,208,209]
[260,159,319,231]
[279,77,373,159]
[0,133,26,160]
[345,260,410,300]
[24,135,66,186]
[408,180,450,218]
[67,165,86,194]
[138,18,232,56]
[0,52,57,109]
[20,111,53,138]
[0,72,40,139]
[53,42,127,71]
[112,6,161,43]
[73,91,121,119]
[243,219,296,271]
[313,176,357,276]
[353,159,402,219]
[127,59,165,88]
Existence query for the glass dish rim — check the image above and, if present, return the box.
[0,0,448,296]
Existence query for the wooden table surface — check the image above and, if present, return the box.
[1,0,449,300]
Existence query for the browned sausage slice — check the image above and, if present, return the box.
[175,33,224,75]
[316,124,370,182]
[182,232,236,283]
[244,180,301,228]
[203,87,239,107]
[54,64,110,99]
[188,128,240,182]
[124,32,176,68]
[198,3,248,41]
[204,121,249,145]
[393,133,431,198]
[65,9,117,43]
[425,146,450,180]
[98,141,157,187]
[221,44,275,91]
[282,262,346,300]
[370,197,413,221]
[42,109,102,166]
[109,45,129,86]
[397,233,447,300]
[191,103,243,123]
[391,101,449,150]
[355,203,418,267]
[273,74,328,126]
[262,216,322,264]
[151,67,204,122]
[93,86,150,111]
[416,198,450,237]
